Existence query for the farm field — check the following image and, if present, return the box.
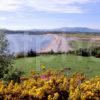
[14,54,100,77]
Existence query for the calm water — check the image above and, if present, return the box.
[6,34,54,53]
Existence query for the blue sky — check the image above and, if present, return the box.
[0,0,100,30]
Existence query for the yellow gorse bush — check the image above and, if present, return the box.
[0,69,100,100]
[70,76,100,100]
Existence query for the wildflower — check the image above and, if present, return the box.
[41,65,46,70]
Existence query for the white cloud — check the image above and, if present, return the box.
[27,0,82,13]
[0,0,23,11]
[0,16,6,20]
[50,0,91,4]
[87,24,100,29]
[0,0,98,13]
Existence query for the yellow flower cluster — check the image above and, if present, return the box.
[0,70,99,100]
[70,76,100,100]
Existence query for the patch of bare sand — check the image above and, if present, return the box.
[41,34,72,53]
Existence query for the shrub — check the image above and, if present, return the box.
[70,47,100,57]
[0,70,85,100]
[0,32,12,78]
[15,52,26,58]
[15,50,38,58]
[3,68,23,83]
[0,70,99,100]
[70,77,100,100]
[27,49,37,57]
[0,32,23,83]
[95,54,100,58]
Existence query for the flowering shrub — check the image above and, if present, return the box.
[0,69,100,100]
[70,76,100,100]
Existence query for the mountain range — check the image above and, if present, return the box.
[0,27,100,34]
[53,27,100,33]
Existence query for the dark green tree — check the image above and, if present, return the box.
[0,32,22,83]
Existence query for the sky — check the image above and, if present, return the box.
[0,0,100,30]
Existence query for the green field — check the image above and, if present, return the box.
[14,54,100,77]
[69,40,100,49]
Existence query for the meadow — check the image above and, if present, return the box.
[14,54,100,77]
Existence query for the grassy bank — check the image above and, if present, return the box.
[14,54,100,77]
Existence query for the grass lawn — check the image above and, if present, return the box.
[14,54,100,77]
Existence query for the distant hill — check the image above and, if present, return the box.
[53,27,100,33]
[0,27,100,34]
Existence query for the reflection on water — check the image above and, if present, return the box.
[6,34,54,53]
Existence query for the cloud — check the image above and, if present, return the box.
[87,24,100,29]
[49,0,91,4]
[27,0,92,13]
[0,0,98,13]
[27,0,83,13]
[0,0,23,11]
[0,16,6,20]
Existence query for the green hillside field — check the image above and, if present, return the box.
[14,54,100,77]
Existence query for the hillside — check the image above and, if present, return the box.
[0,27,100,35]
